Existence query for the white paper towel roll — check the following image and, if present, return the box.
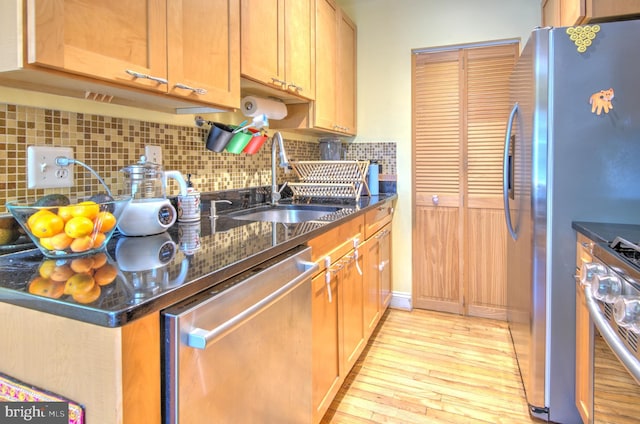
[241,96,288,120]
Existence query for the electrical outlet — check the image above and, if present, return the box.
[27,146,74,189]
[145,145,162,165]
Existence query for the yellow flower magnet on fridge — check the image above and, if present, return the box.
[566,25,600,53]
[589,88,614,115]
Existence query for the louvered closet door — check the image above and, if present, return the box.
[465,44,517,318]
[412,50,463,314]
[412,43,517,318]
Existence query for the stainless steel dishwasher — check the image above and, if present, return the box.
[163,245,318,424]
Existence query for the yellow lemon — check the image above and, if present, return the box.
[64,216,95,239]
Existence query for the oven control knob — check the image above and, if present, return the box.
[592,273,622,304]
[614,296,640,334]
[580,262,607,286]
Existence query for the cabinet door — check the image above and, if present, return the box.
[542,0,560,26]
[341,252,365,372]
[362,237,380,339]
[311,270,340,423]
[284,0,314,99]
[314,0,338,131]
[561,0,586,25]
[27,0,168,92]
[575,240,594,424]
[337,9,356,135]
[240,0,284,89]
[168,0,240,108]
[378,225,392,311]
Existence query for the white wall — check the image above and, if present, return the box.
[338,0,541,301]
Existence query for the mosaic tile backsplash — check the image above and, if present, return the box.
[0,103,396,213]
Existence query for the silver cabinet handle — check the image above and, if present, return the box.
[174,83,207,95]
[583,285,640,382]
[375,228,390,240]
[125,69,168,85]
[352,238,363,276]
[271,77,287,88]
[379,260,389,272]
[287,82,303,92]
[187,260,319,349]
[324,256,333,303]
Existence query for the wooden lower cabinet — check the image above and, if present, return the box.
[362,234,381,338]
[575,237,594,424]
[341,251,365,371]
[311,270,341,422]
[362,222,392,338]
[378,224,392,311]
[311,246,364,422]
[310,208,393,423]
[0,302,160,424]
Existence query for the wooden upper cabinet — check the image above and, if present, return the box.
[23,0,239,110]
[240,0,314,100]
[284,0,314,99]
[27,0,168,93]
[314,0,356,135]
[542,0,640,26]
[337,9,356,135]
[167,0,240,107]
[268,0,357,135]
[314,0,338,131]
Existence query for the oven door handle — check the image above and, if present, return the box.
[584,285,640,383]
[187,260,319,350]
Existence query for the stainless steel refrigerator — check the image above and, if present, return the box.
[504,20,640,423]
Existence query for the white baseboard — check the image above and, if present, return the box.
[389,291,412,311]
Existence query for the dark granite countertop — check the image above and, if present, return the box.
[0,194,396,327]
[572,221,640,244]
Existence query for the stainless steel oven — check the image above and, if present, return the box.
[579,236,640,423]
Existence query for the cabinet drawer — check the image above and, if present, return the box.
[308,215,363,272]
[364,200,393,239]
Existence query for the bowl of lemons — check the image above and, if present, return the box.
[6,193,130,258]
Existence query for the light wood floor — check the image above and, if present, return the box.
[322,308,543,423]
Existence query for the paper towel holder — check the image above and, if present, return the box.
[194,116,212,127]
[243,96,285,113]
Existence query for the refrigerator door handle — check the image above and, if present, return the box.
[503,102,518,240]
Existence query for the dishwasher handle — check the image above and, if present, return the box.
[187,260,319,349]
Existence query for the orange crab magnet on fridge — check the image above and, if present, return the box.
[589,88,614,115]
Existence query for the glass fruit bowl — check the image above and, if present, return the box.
[6,195,130,258]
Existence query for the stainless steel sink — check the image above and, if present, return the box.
[227,205,342,223]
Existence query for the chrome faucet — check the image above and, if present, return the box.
[271,131,290,205]
[210,199,232,218]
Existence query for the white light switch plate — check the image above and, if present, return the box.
[27,146,74,189]
[145,145,162,165]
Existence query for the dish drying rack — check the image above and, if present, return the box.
[288,160,370,201]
